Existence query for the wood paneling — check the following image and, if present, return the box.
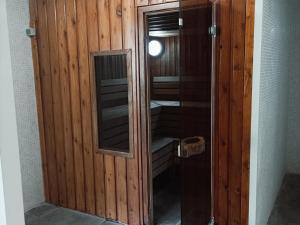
[76,0,96,214]
[46,0,67,207]
[30,0,142,223]
[149,36,180,77]
[29,0,254,224]
[210,0,255,225]
[36,0,59,204]
[65,0,86,211]
[57,0,76,209]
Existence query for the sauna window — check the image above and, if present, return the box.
[91,50,133,157]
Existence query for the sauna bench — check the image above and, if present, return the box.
[101,101,178,178]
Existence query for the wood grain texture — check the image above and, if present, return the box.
[65,0,86,212]
[216,0,231,224]
[124,1,142,224]
[76,0,96,214]
[149,36,179,78]
[86,0,107,218]
[228,0,246,224]
[46,0,68,207]
[241,0,255,224]
[32,0,151,223]
[110,0,129,223]
[36,0,59,204]
[56,0,76,209]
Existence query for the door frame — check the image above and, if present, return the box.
[137,3,180,225]
[137,2,217,224]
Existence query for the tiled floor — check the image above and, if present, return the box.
[268,174,300,225]
[25,203,119,225]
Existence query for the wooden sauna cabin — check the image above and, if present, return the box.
[28,0,255,224]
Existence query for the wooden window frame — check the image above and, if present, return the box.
[90,49,134,158]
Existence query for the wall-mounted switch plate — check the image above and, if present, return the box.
[26,27,36,37]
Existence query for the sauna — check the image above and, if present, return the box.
[16,0,256,224]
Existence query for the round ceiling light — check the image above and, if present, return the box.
[148,40,163,57]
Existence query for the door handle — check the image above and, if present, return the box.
[177,136,205,158]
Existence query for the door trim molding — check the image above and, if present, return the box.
[137,2,180,225]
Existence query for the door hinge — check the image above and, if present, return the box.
[26,27,36,37]
[209,25,218,38]
[179,17,183,27]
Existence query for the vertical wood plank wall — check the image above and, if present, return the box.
[29,0,148,223]
[150,36,180,77]
[29,0,254,224]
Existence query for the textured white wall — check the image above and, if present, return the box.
[250,0,290,225]
[5,0,45,211]
[0,0,25,223]
[249,0,263,223]
[286,1,300,174]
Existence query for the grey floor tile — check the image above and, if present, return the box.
[26,203,58,217]
[25,213,39,225]
[100,221,121,225]
[268,174,300,225]
[26,205,105,225]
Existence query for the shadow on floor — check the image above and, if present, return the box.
[25,203,119,225]
[153,168,181,225]
[268,174,300,225]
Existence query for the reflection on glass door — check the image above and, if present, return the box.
[179,1,213,225]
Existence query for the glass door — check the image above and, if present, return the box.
[179,1,213,224]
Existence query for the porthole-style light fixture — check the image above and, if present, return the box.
[148,40,163,57]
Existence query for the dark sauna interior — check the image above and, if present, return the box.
[147,8,212,225]
[148,11,181,225]
[94,52,131,154]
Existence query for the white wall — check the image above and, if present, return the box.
[0,0,25,224]
[250,0,290,224]
[286,0,300,174]
[5,0,45,211]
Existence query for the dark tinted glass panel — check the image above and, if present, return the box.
[179,1,212,225]
[94,53,130,153]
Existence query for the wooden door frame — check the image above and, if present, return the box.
[137,2,218,225]
[136,0,255,225]
[137,3,180,225]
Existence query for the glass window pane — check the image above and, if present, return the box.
[93,51,132,155]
